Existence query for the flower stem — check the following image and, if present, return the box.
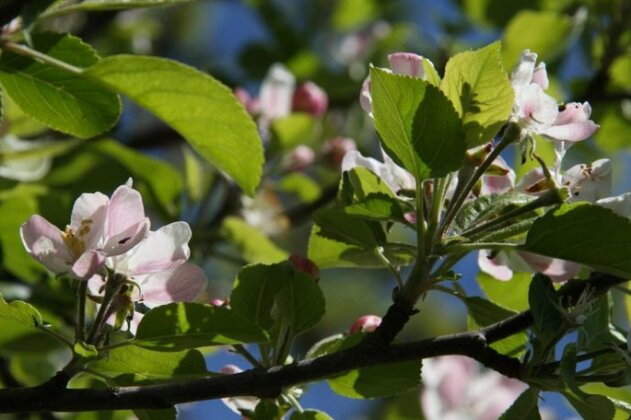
[86,272,122,345]
[75,280,87,343]
[37,325,74,350]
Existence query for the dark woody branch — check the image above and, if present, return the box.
[0,272,625,413]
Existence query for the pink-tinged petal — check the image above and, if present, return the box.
[20,215,72,273]
[70,192,108,250]
[104,307,143,335]
[554,102,592,125]
[70,250,105,280]
[292,82,328,117]
[517,167,549,195]
[518,251,581,283]
[349,315,382,334]
[87,273,106,296]
[258,64,295,120]
[510,50,537,93]
[531,62,549,90]
[139,263,207,307]
[104,185,150,255]
[387,52,425,78]
[517,84,558,132]
[234,87,259,115]
[383,152,416,191]
[359,77,372,115]
[127,222,192,275]
[563,159,612,202]
[541,120,599,142]
[437,356,477,409]
[597,192,631,219]
[481,156,516,195]
[478,250,513,281]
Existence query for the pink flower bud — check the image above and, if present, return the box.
[387,52,426,78]
[284,145,315,172]
[210,298,228,307]
[289,254,320,282]
[404,211,417,224]
[234,87,259,115]
[220,364,243,375]
[292,82,328,117]
[349,315,382,334]
[322,137,357,167]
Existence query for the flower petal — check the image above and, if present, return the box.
[597,192,631,219]
[478,250,513,281]
[126,221,192,275]
[541,120,599,142]
[510,50,537,94]
[70,192,109,250]
[531,62,549,90]
[70,250,106,280]
[104,185,150,255]
[138,263,207,307]
[20,215,72,273]
[258,63,295,120]
[518,251,581,283]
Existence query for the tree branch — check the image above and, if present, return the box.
[0,272,625,413]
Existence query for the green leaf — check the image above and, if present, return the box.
[0,294,43,347]
[313,207,384,247]
[499,388,541,420]
[370,66,465,180]
[308,223,414,269]
[343,193,407,222]
[331,0,377,31]
[339,167,397,206]
[182,146,212,203]
[440,41,514,147]
[74,342,98,361]
[230,263,289,331]
[0,33,120,138]
[528,274,563,345]
[581,384,631,419]
[271,113,318,149]
[290,409,333,420]
[522,203,631,277]
[40,0,195,18]
[577,294,621,353]
[466,297,527,356]
[273,269,325,336]
[502,11,573,69]
[135,303,268,351]
[563,392,616,420]
[277,173,321,203]
[88,345,207,385]
[477,271,530,312]
[453,192,535,235]
[85,55,263,196]
[220,217,288,264]
[253,400,281,420]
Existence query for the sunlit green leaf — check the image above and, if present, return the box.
[220,217,288,264]
[40,0,196,18]
[0,33,120,138]
[85,55,263,196]
[440,42,514,147]
[499,388,541,420]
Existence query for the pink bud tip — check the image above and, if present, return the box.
[349,315,382,334]
[322,137,357,167]
[234,87,259,115]
[210,298,227,307]
[292,82,328,117]
[285,145,315,172]
[220,364,242,375]
[289,254,320,281]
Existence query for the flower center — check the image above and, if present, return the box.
[61,219,93,258]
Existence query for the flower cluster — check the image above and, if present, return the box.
[20,181,206,331]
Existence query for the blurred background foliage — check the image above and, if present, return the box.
[0,0,630,418]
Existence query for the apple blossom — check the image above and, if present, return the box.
[322,136,356,167]
[88,221,207,333]
[284,145,315,172]
[421,356,527,420]
[258,63,295,121]
[20,183,150,280]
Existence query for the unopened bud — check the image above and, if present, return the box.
[210,298,229,307]
[387,52,426,78]
[322,137,357,167]
[349,315,382,334]
[234,87,259,115]
[220,364,242,375]
[292,82,328,117]
[289,254,320,282]
[284,145,315,172]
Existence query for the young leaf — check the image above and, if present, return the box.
[312,207,385,247]
[343,193,407,222]
[135,303,269,351]
[273,270,325,336]
[290,409,333,420]
[220,217,288,264]
[563,392,615,420]
[522,203,631,278]
[370,67,465,180]
[528,274,563,345]
[577,294,622,353]
[87,345,207,385]
[85,55,263,196]
[498,388,541,420]
[0,295,43,346]
[440,41,514,147]
[0,33,120,138]
[134,407,177,420]
[452,192,535,235]
[230,263,290,331]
